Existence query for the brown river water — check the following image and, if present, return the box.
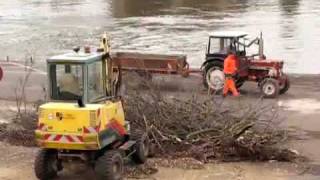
[0,0,320,74]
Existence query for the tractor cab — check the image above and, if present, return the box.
[47,48,116,104]
[206,31,248,59]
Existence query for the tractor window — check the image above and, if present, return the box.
[88,60,105,102]
[237,38,246,55]
[209,37,232,54]
[50,64,84,100]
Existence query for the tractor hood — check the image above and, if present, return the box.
[250,59,284,69]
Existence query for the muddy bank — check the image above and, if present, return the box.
[0,141,314,180]
[0,62,320,179]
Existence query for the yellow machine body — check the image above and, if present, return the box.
[35,101,126,150]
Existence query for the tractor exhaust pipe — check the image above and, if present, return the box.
[259,32,265,59]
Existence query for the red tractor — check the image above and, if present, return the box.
[202,31,290,98]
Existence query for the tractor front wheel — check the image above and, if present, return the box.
[34,149,60,180]
[260,78,280,98]
[280,75,290,94]
[94,150,124,180]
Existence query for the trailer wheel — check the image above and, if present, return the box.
[95,150,124,180]
[279,75,290,94]
[260,78,280,98]
[131,130,149,164]
[34,149,59,180]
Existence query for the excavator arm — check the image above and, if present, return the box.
[99,32,122,97]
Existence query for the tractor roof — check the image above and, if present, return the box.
[210,31,248,38]
[47,51,104,64]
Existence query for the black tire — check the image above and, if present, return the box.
[236,78,245,89]
[260,78,280,98]
[94,150,124,180]
[279,75,290,94]
[147,142,156,158]
[203,61,224,90]
[130,130,149,164]
[203,61,244,90]
[34,149,59,180]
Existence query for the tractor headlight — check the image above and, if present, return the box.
[268,69,277,77]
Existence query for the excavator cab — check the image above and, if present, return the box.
[47,34,120,104]
[48,51,110,103]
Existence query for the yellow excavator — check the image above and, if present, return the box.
[34,33,149,180]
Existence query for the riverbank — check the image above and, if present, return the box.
[0,61,320,179]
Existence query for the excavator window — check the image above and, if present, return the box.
[87,60,105,102]
[49,64,84,101]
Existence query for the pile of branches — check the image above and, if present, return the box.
[124,84,298,162]
[0,110,37,147]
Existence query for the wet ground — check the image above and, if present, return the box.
[1,0,320,73]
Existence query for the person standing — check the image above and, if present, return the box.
[223,50,240,97]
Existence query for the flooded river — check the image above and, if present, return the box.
[0,0,319,74]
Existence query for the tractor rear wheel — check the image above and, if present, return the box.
[203,61,225,92]
[203,62,245,92]
[94,150,124,180]
[131,130,149,164]
[260,78,280,98]
[279,75,290,94]
[34,149,59,180]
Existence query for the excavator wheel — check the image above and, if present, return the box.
[130,129,150,164]
[95,150,124,180]
[34,149,60,180]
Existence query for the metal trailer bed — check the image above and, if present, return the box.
[111,52,197,77]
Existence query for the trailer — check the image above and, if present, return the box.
[111,52,197,78]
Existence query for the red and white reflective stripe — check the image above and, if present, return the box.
[106,120,127,136]
[83,126,98,134]
[43,134,84,143]
[64,135,83,143]
[83,123,101,134]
